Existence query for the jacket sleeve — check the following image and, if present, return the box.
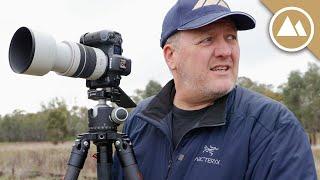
[245,118,317,180]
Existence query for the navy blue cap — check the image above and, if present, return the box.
[160,0,256,48]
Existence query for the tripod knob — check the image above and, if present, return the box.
[111,107,128,124]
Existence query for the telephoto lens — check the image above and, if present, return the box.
[9,27,108,80]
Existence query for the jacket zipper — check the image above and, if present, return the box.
[165,160,173,180]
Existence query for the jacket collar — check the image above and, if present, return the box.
[141,79,235,127]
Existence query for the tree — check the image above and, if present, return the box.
[281,63,320,145]
[238,77,283,102]
[132,80,162,103]
[42,98,69,144]
[300,63,320,145]
[23,112,47,141]
[281,71,305,120]
[0,110,24,141]
[67,105,88,136]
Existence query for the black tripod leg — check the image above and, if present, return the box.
[65,166,81,180]
[96,143,113,180]
[64,137,90,180]
[115,136,143,180]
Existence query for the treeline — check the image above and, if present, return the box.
[0,63,319,144]
[0,98,88,143]
[0,80,163,143]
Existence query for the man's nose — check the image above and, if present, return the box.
[214,40,232,58]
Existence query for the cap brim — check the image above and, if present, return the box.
[178,11,256,31]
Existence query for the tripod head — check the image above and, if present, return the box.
[86,86,136,133]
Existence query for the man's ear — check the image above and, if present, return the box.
[163,44,177,70]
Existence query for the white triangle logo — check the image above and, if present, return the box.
[295,21,307,36]
[192,0,229,10]
[277,17,297,36]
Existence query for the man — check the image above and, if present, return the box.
[113,0,317,179]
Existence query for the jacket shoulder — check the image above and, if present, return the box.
[123,96,154,135]
[234,87,316,179]
[233,86,301,132]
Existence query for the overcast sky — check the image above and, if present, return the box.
[0,0,319,115]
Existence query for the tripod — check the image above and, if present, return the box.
[64,87,142,180]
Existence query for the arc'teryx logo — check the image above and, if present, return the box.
[194,145,221,165]
[193,0,229,10]
[203,145,219,156]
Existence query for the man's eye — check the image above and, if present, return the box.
[227,34,237,41]
[198,37,213,45]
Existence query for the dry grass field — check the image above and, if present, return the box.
[313,146,320,178]
[0,142,319,179]
[0,142,96,180]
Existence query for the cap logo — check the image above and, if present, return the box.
[192,0,229,10]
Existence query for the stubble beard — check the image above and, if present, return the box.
[177,68,236,101]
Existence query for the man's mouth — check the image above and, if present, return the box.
[210,65,230,72]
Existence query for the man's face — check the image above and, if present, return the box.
[169,19,240,100]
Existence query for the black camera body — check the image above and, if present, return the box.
[80,30,131,89]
